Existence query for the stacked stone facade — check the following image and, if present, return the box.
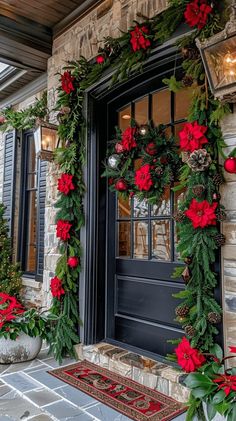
[0,0,235,356]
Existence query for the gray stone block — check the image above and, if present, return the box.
[42,400,83,419]
[1,372,41,392]
[55,385,97,408]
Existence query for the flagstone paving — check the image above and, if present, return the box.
[0,346,187,421]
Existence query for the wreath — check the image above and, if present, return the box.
[102,123,181,204]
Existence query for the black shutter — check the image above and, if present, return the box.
[36,158,47,278]
[2,130,16,238]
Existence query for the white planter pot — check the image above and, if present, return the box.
[203,403,226,421]
[0,332,42,364]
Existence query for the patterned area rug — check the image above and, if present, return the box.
[49,360,186,421]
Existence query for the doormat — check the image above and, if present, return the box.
[48,360,186,421]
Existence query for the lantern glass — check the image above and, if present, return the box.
[41,126,58,151]
[34,125,58,155]
[203,34,236,92]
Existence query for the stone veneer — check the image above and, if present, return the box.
[75,342,190,403]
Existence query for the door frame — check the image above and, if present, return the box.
[82,26,223,355]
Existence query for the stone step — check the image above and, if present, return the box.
[74,342,190,403]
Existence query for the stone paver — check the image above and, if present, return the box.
[0,346,187,421]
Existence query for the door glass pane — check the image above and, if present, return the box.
[134,96,148,125]
[152,220,171,261]
[174,122,185,137]
[174,186,186,260]
[118,196,131,218]
[133,221,148,259]
[174,186,186,213]
[152,90,171,125]
[151,188,170,216]
[175,87,192,121]
[26,190,37,272]
[133,198,148,218]
[117,222,131,257]
[119,105,131,131]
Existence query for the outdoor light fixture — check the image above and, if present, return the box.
[34,121,58,161]
[196,1,236,102]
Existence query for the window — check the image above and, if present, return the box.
[18,131,46,280]
[116,87,191,262]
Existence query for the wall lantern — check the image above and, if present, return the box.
[196,2,236,102]
[34,121,58,161]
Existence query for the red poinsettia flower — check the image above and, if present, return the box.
[179,121,208,152]
[135,164,153,191]
[185,199,217,229]
[184,0,212,30]
[121,127,137,151]
[130,25,151,52]
[213,374,236,396]
[58,173,75,195]
[56,220,72,241]
[229,346,236,353]
[60,71,75,94]
[50,276,65,299]
[0,293,25,328]
[175,337,206,372]
[96,55,105,64]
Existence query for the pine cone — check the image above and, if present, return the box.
[207,312,221,324]
[184,256,192,265]
[214,233,226,247]
[174,211,186,222]
[65,139,71,148]
[155,167,164,176]
[175,304,190,318]
[184,325,196,338]
[182,75,194,87]
[181,47,199,60]
[192,184,205,198]
[213,174,224,186]
[187,149,212,172]
[216,208,227,222]
[182,266,191,284]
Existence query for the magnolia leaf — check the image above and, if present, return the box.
[206,403,217,421]
[212,390,226,405]
[185,373,213,389]
[210,343,223,361]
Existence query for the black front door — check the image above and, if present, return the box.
[105,84,193,358]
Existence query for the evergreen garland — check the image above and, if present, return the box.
[0,91,48,132]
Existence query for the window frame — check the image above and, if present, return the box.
[18,130,44,281]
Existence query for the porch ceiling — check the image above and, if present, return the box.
[0,0,101,106]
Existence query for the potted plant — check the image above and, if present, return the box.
[175,338,236,421]
[0,203,53,363]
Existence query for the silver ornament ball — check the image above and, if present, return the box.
[108,154,120,168]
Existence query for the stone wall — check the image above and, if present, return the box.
[220,109,236,356]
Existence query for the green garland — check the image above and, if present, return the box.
[0,1,235,417]
[0,91,48,131]
[102,123,180,204]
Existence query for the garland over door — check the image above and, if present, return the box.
[105,86,192,357]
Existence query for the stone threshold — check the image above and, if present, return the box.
[75,342,190,403]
